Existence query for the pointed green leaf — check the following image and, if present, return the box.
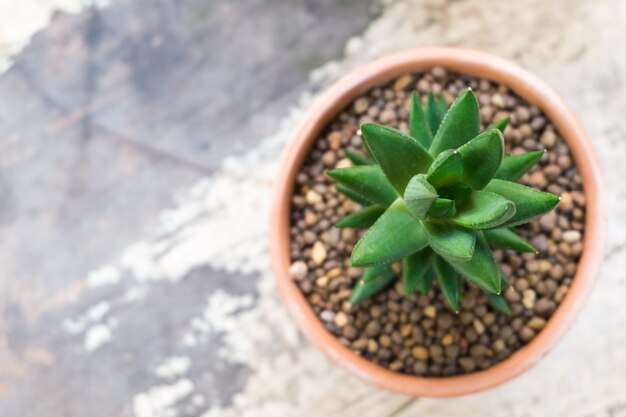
[349,264,396,304]
[487,293,511,315]
[336,205,385,229]
[344,149,373,166]
[438,96,448,120]
[423,222,475,262]
[448,233,500,294]
[484,228,536,253]
[402,249,434,296]
[434,256,461,311]
[426,92,442,136]
[360,124,433,194]
[457,129,504,190]
[499,270,511,289]
[351,199,428,267]
[421,268,437,296]
[404,174,438,219]
[362,263,394,282]
[454,191,516,229]
[490,116,510,133]
[427,198,456,219]
[409,92,433,149]
[328,166,398,207]
[429,89,480,156]
[495,150,545,182]
[426,149,464,188]
[336,184,371,206]
[485,179,560,227]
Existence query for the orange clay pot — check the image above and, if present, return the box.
[269,47,605,397]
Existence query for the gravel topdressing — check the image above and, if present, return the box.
[288,68,585,377]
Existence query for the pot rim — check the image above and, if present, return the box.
[269,47,605,397]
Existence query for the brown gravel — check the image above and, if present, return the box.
[288,68,585,377]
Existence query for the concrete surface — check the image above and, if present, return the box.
[1,0,626,416]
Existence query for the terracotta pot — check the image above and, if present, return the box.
[269,47,605,397]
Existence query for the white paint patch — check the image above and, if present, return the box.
[62,317,87,335]
[86,301,111,321]
[179,289,254,350]
[132,378,194,417]
[122,285,147,303]
[204,290,254,331]
[62,301,111,335]
[87,266,122,288]
[155,357,191,379]
[0,0,110,72]
[121,241,163,283]
[83,324,112,352]
[63,293,116,347]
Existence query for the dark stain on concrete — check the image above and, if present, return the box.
[0,265,258,417]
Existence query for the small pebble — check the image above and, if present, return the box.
[515,106,531,122]
[529,171,547,188]
[423,306,437,318]
[491,93,505,108]
[535,298,557,315]
[311,242,327,265]
[343,325,357,340]
[321,151,336,166]
[389,361,403,372]
[541,130,557,147]
[429,345,444,360]
[365,321,381,337]
[531,235,548,252]
[473,319,486,335]
[539,211,557,231]
[306,190,322,204]
[320,310,335,322]
[445,345,460,359]
[442,334,454,346]
[492,339,506,352]
[379,109,396,123]
[550,264,564,280]
[522,289,537,309]
[520,326,536,342]
[470,344,491,358]
[437,314,454,330]
[379,335,392,348]
[316,276,328,287]
[394,74,413,90]
[334,312,348,327]
[411,346,429,361]
[327,132,342,150]
[527,317,546,331]
[432,66,447,79]
[289,261,308,280]
[530,117,546,131]
[458,357,476,372]
[560,193,574,212]
[304,211,317,226]
[336,158,352,169]
[354,98,369,114]
[400,324,412,337]
[413,361,428,375]
[562,230,581,243]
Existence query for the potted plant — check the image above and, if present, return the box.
[269,48,604,397]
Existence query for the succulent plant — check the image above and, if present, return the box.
[327,89,560,312]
